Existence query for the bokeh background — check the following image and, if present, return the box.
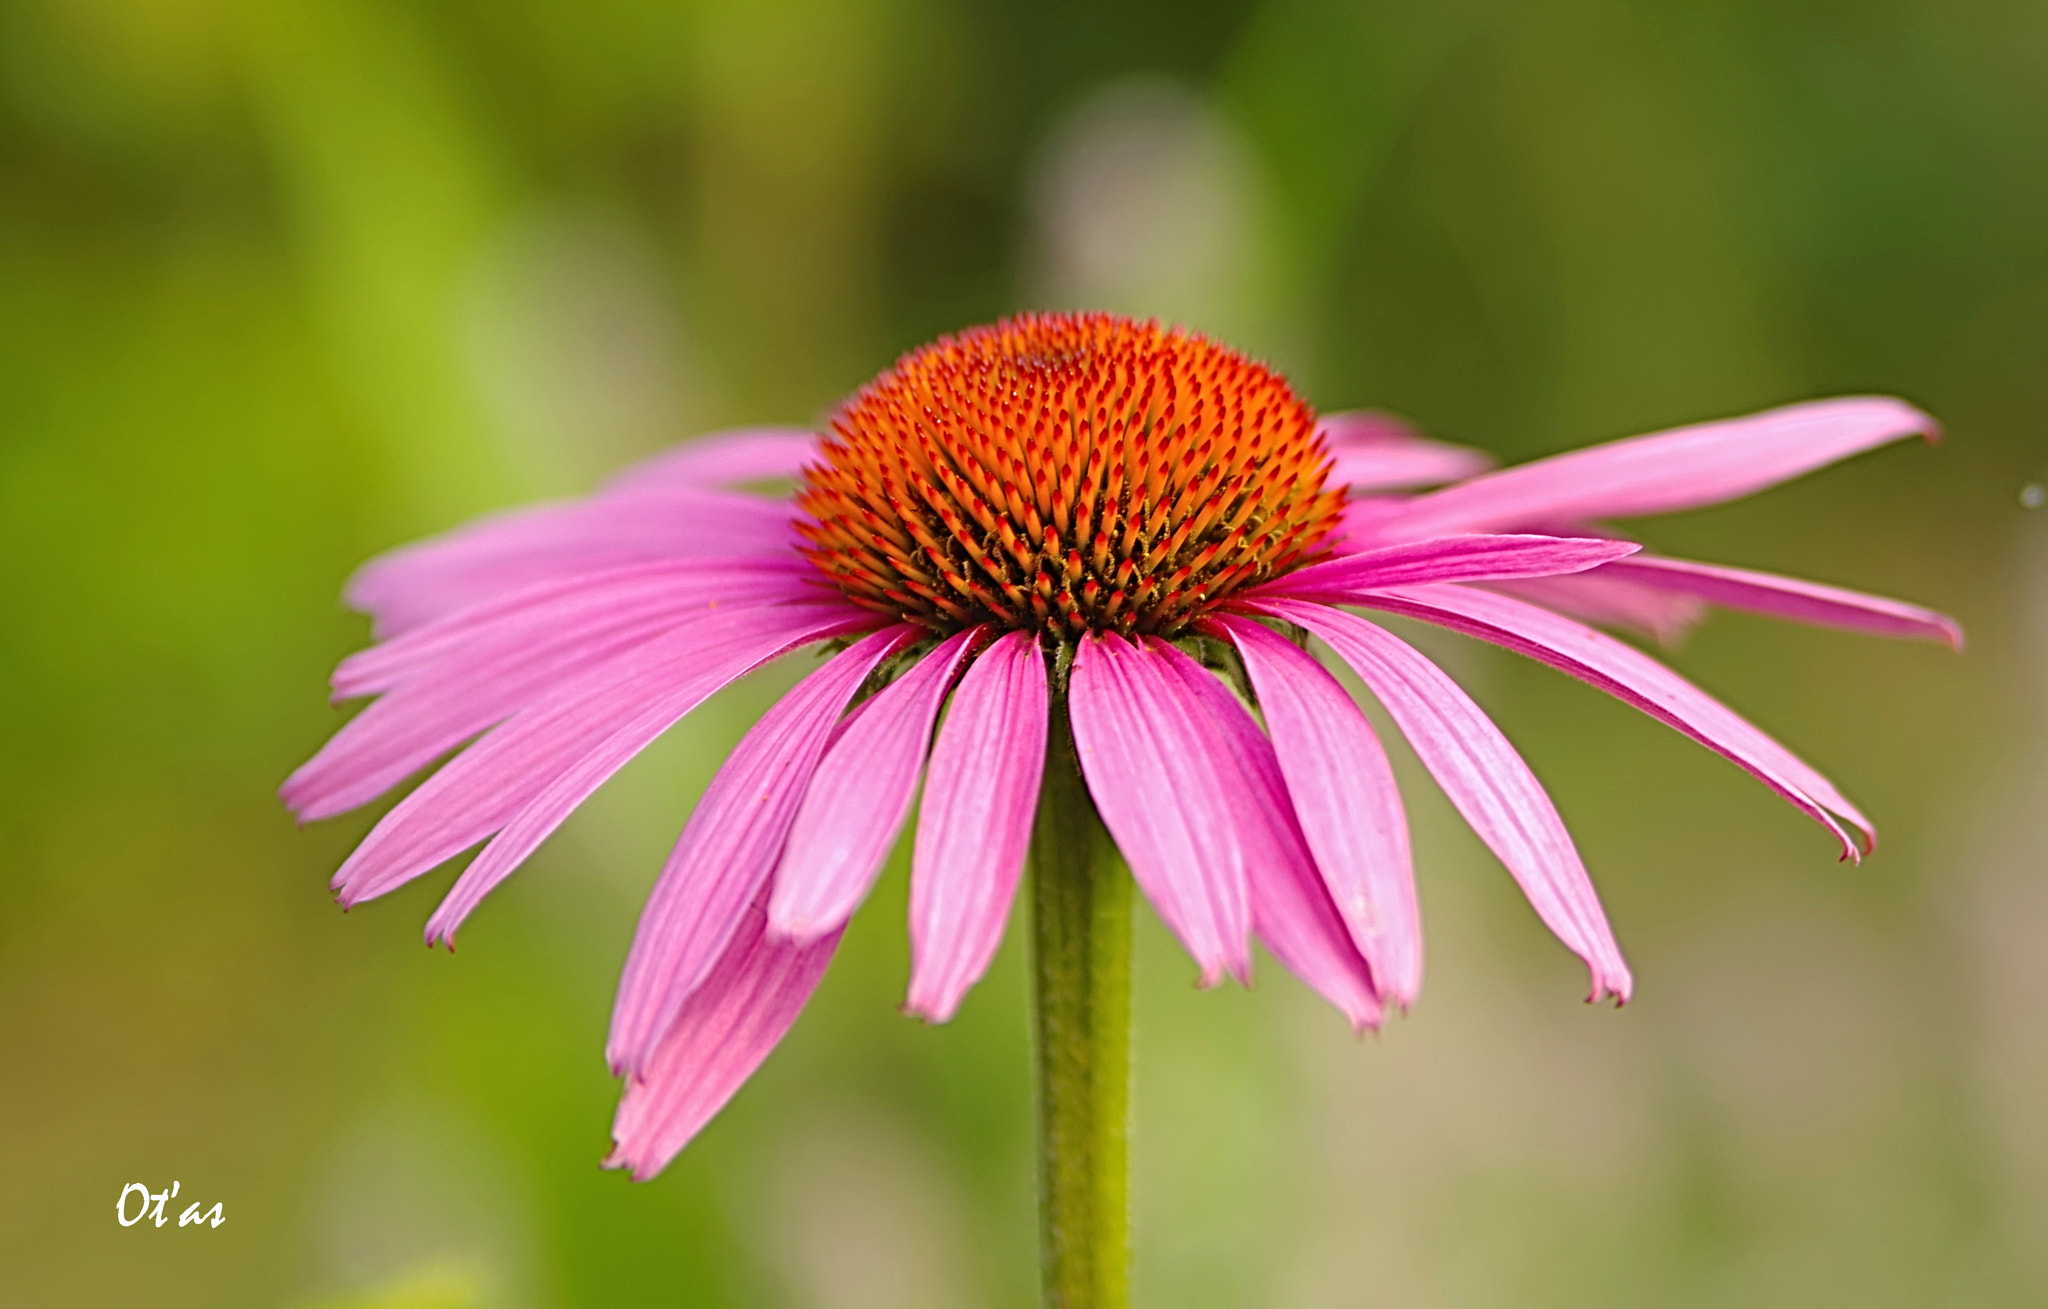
[2,0,2044,1305]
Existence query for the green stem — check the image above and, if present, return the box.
[1030,705,1132,1309]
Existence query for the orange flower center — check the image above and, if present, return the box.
[798,313,1346,639]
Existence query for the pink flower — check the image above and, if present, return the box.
[285,314,1955,1179]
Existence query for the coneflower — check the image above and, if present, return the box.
[287,312,1955,1308]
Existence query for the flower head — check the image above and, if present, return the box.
[285,312,1956,1179]
[799,314,1344,637]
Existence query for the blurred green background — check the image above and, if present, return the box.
[1,0,2043,1305]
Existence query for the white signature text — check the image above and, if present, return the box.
[116,1181,224,1228]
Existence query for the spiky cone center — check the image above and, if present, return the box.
[798,313,1348,641]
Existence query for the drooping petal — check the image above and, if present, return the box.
[345,487,802,637]
[1592,555,1964,648]
[1247,597,1632,1003]
[1157,646,1382,1029]
[1210,614,1420,1008]
[606,895,840,1181]
[1067,632,1252,986]
[905,631,1049,1023]
[329,603,875,908]
[422,621,909,946]
[1244,831,1386,1032]
[1251,534,1640,604]
[1320,410,1495,492]
[768,628,983,941]
[1383,396,1937,539]
[1357,582,1872,857]
[288,563,819,822]
[607,625,917,1077]
[602,427,821,493]
[1483,572,1707,646]
[332,557,815,698]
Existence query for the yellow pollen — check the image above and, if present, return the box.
[797,312,1347,639]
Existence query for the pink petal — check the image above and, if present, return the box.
[768,628,983,941]
[1483,572,1707,647]
[1067,632,1252,986]
[1593,555,1964,649]
[607,625,918,1077]
[1359,582,1872,857]
[422,621,903,946]
[1247,597,1632,1003]
[346,488,801,637]
[1333,495,1422,549]
[1321,411,1420,445]
[332,557,815,698]
[904,631,1049,1023]
[606,894,840,1181]
[603,427,821,493]
[1385,396,1937,539]
[1158,646,1382,1029]
[1320,410,1495,492]
[287,563,819,822]
[1252,534,1640,603]
[1210,614,1420,1008]
[328,603,875,908]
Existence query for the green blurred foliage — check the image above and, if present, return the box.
[1,0,2042,1306]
